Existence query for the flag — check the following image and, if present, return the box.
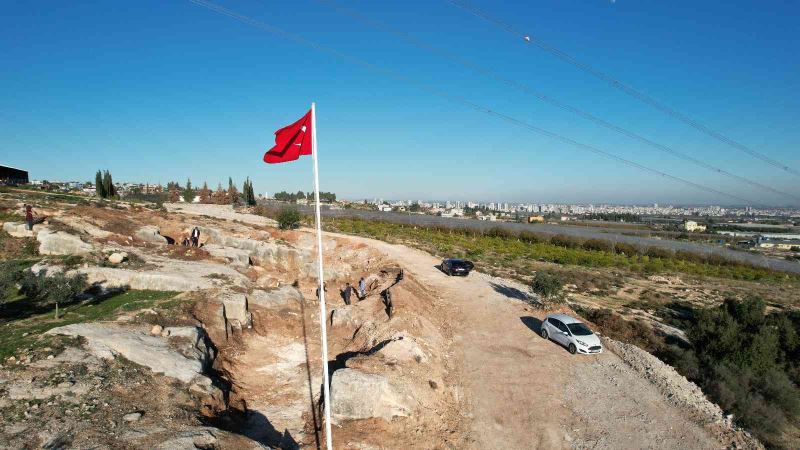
[263,109,313,164]
[262,103,332,450]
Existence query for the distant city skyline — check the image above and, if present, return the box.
[2,1,798,207]
[21,175,800,211]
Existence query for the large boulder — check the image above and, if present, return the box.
[247,286,303,310]
[153,428,218,450]
[203,244,251,268]
[377,336,428,364]
[330,307,358,329]
[331,368,412,423]
[135,225,168,244]
[221,293,251,326]
[3,221,45,237]
[46,323,213,384]
[37,229,93,255]
[107,252,127,264]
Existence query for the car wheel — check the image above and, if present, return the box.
[540,328,548,340]
[568,343,577,355]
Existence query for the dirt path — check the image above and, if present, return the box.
[331,233,722,450]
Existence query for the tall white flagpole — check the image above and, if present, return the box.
[311,102,333,450]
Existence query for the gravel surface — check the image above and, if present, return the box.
[564,353,719,450]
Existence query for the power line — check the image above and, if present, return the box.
[314,0,799,203]
[186,0,762,206]
[444,0,800,178]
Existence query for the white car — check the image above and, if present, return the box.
[540,314,603,355]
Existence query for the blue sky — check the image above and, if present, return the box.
[1,0,798,206]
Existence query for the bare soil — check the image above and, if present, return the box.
[331,232,745,449]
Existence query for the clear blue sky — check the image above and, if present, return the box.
[1,0,798,206]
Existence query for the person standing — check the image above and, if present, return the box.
[24,204,33,231]
[382,288,393,318]
[191,227,201,247]
[342,282,353,306]
[358,277,366,300]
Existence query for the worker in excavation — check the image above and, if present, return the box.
[358,277,366,299]
[342,282,354,306]
[316,282,327,300]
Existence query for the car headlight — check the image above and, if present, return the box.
[576,339,587,346]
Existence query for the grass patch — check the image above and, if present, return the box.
[324,217,799,284]
[0,289,177,359]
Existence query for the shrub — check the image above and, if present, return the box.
[613,242,639,256]
[582,239,613,252]
[577,307,662,352]
[484,226,514,238]
[675,250,704,263]
[518,231,543,244]
[531,271,563,300]
[0,260,28,299]
[645,246,673,259]
[19,270,88,307]
[276,207,301,230]
[674,297,800,448]
[550,235,581,249]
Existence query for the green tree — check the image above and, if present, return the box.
[102,170,115,198]
[19,270,88,308]
[183,178,194,203]
[242,177,256,206]
[95,170,106,198]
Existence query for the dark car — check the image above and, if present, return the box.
[440,258,474,276]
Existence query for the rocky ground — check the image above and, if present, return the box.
[0,195,763,449]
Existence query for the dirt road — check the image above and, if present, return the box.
[333,233,721,450]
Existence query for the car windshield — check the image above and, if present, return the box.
[450,260,470,268]
[567,322,593,336]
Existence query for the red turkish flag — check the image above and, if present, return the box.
[263,109,313,164]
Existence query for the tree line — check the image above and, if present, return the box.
[91,170,259,207]
[165,176,256,206]
[273,190,336,203]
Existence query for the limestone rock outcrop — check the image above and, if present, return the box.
[135,225,168,244]
[331,368,412,423]
[46,323,213,384]
[37,229,93,255]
